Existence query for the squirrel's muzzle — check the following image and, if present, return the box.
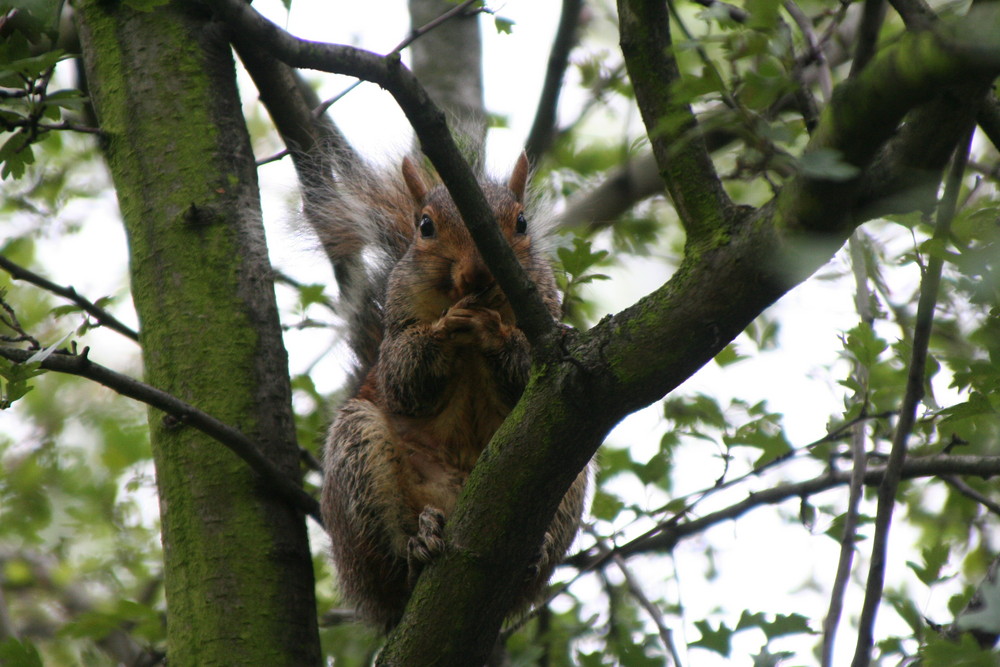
[454,255,495,300]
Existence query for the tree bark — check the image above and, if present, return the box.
[75,3,321,665]
[408,0,486,156]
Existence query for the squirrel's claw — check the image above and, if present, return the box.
[406,506,447,588]
[525,531,556,582]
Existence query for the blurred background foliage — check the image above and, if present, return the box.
[2,0,1000,664]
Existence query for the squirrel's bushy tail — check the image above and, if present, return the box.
[302,151,417,389]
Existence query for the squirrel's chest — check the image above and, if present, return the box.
[392,357,515,470]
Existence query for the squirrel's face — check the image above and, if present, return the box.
[398,155,539,324]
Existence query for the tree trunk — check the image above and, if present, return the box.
[75,4,321,665]
[408,0,486,156]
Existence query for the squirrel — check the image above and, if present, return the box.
[310,150,589,631]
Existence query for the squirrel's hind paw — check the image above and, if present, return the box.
[525,531,557,582]
[406,506,447,588]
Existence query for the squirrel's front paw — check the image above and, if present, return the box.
[431,307,506,350]
[406,506,447,588]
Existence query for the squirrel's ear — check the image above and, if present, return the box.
[508,151,530,203]
[401,157,428,203]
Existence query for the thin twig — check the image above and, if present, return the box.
[0,293,39,347]
[0,118,103,135]
[0,345,323,526]
[610,549,683,665]
[784,0,832,105]
[311,0,483,118]
[849,0,887,76]
[0,255,139,342]
[525,0,584,162]
[619,454,1000,560]
[822,231,876,667]
[255,147,290,167]
[648,409,895,521]
[851,125,974,667]
[942,475,1000,517]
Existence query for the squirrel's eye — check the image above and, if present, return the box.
[418,214,436,238]
[515,212,527,235]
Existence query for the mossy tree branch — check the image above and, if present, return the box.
[776,12,1000,238]
[617,0,737,245]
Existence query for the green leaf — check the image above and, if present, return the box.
[0,638,43,667]
[723,416,792,467]
[739,63,795,110]
[635,452,669,486]
[575,651,606,667]
[590,489,626,521]
[44,88,88,110]
[746,0,781,29]
[0,132,36,181]
[663,393,728,429]
[714,343,747,367]
[921,631,998,666]
[0,357,44,408]
[691,620,734,656]
[557,237,609,279]
[758,612,815,639]
[907,543,951,585]
[843,322,888,368]
[296,283,328,309]
[494,16,515,34]
[99,419,150,474]
[61,599,164,643]
[0,49,67,81]
[824,511,874,544]
[751,647,795,666]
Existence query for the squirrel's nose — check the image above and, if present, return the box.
[456,256,494,295]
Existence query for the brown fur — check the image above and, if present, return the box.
[317,153,588,631]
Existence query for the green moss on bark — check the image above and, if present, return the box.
[77,3,320,665]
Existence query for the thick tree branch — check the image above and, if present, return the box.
[0,255,139,342]
[889,0,936,29]
[977,94,1000,152]
[776,8,1000,237]
[855,82,989,221]
[0,345,322,525]
[617,0,736,244]
[206,0,556,344]
[525,0,583,164]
